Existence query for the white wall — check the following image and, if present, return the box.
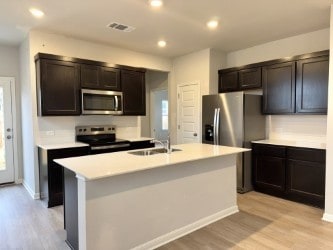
[323,5,333,222]
[171,48,226,144]
[227,28,330,68]
[20,30,172,197]
[209,49,226,94]
[226,28,330,143]
[0,44,23,182]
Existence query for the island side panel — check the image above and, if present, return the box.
[79,154,238,250]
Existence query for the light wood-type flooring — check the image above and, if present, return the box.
[1,184,333,249]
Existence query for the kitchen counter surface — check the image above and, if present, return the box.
[55,143,248,180]
[37,142,89,150]
[252,139,326,150]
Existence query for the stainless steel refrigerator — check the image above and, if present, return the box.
[202,91,266,193]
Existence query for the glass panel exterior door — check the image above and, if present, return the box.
[0,78,14,184]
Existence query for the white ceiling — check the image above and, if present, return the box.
[1,0,332,58]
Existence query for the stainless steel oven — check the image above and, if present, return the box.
[76,125,131,154]
[81,89,123,115]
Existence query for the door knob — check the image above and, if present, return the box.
[193,133,197,137]
[6,128,11,132]
[7,135,12,139]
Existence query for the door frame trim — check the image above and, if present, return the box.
[150,88,168,139]
[0,77,19,184]
[176,81,201,144]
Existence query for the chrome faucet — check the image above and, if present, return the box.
[154,134,171,154]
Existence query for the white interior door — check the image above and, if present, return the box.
[177,83,200,144]
[0,78,14,184]
[150,89,168,141]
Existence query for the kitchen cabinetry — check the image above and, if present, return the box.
[80,64,121,91]
[252,144,286,196]
[218,71,238,92]
[218,50,329,115]
[38,146,90,208]
[262,51,328,114]
[35,53,146,116]
[252,143,326,208]
[218,67,261,92]
[296,56,329,114]
[121,69,146,115]
[262,62,296,114]
[36,58,81,116]
[130,139,154,150]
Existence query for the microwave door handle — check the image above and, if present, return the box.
[115,96,118,111]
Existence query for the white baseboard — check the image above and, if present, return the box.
[133,205,239,250]
[22,180,40,199]
[15,178,23,184]
[322,213,333,223]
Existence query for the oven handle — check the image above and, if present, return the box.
[91,143,130,151]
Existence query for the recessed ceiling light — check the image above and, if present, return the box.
[29,8,44,18]
[150,0,163,7]
[158,40,166,48]
[207,20,218,29]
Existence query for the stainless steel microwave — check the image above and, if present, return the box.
[81,89,123,115]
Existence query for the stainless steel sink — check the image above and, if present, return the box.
[128,148,182,156]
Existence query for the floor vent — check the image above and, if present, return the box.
[107,22,136,32]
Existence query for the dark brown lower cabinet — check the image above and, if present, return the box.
[38,146,90,208]
[252,143,326,208]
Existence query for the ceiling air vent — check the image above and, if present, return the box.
[107,22,136,32]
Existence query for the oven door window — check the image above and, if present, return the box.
[83,94,122,111]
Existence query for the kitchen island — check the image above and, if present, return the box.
[55,143,248,250]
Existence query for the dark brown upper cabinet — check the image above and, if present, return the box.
[239,67,262,89]
[218,66,262,93]
[296,56,329,114]
[218,71,238,92]
[262,61,296,114]
[80,64,121,91]
[36,58,81,116]
[121,69,146,116]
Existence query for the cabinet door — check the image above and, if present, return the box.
[38,59,80,115]
[286,147,325,208]
[262,61,296,114]
[296,56,329,114]
[286,159,325,208]
[100,67,121,90]
[218,71,238,92]
[121,70,146,115]
[239,67,262,90]
[80,64,100,89]
[253,154,286,194]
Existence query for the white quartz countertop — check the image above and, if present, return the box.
[252,139,326,150]
[37,138,153,150]
[55,143,249,181]
[37,142,89,150]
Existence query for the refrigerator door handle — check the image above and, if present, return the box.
[213,108,217,145]
[216,108,220,145]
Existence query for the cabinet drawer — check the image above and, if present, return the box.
[287,147,325,163]
[252,144,286,158]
